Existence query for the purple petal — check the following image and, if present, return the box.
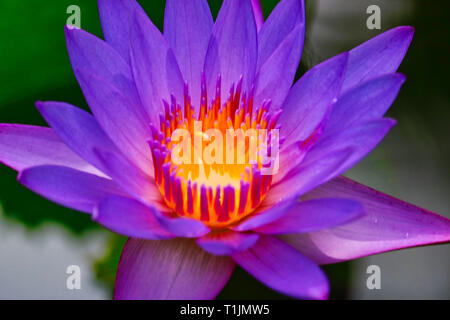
[342,26,414,93]
[97,0,146,63]
[274,110,330,184]
[93,196,174,240]
[0,124,101,175]
[204,0,257,101]
[303,118,396,172]
[254,198,364,234]
[130,8,184,124]
[164,0,213,104]
[65,26,147,119]
[18,165,124,213]
[197,231,259,255]
[257,0,305,70]
[115,238,235,300]
[273,119,395,201]
[36,101,119,174]
[251,0,264,32]
[253,24,304,110]
[93,148,161,207]
[231,198,296,232]
[231,235,329,299]
[75,69,153,172]
[279,52,348,147]
[281,176,450,264]
[265,147,354,206]
[325,74,406,135]
[150,208,210,238]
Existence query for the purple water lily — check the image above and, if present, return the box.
[0,0,449,300]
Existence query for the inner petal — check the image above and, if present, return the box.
[148,74,281,228]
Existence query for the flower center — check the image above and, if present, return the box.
[149,75,281,228]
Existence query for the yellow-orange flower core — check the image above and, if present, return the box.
[149,75,281,228]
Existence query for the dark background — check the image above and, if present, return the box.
[0,0,448,299]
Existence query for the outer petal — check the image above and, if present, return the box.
[254,198,364,234]
[204,0,258,101]
[114,238,235,300]
[325,74,406,135]
[93,196,174,240]
[253,24,304,110]
[197,230,259,256]
[278,52,348,147]
[98,0,146,62]
[303,118,396,170]
[18,165,124,213]
[231,235,329,300]
[0,124,101,175]
[342,26,414,93]
[164,0,213,104]
[270,119,394,205]
[281,176,450,265]
[257,0,305,70]
[36,101,119,174]
[130,8,184,124]
[65,26,146,119]
[75,69,153,172]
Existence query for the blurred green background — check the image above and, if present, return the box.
[0,0,448,299]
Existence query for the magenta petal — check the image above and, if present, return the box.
[18,165,124,213]
[257,0,305,70]
[36,101,118,174]
[93,196,174,240]
[98,0,146,62]
[164,0,213,105]
[254,24,304,110]
[204,0,258,101]
[150,208,210,238]
[325,73,406,135]
[232,235,329,300]
[281,177,450,265]
[0,124,100,175]
[197,231,259,256]
[254,198,364,234]
[342,26,414,92]
[279,52,348,147]
[115,238,235,300]
[130,8,184,124]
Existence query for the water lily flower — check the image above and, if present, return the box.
[0,0,449,300]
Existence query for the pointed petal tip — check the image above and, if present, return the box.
[396,25,415,36]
